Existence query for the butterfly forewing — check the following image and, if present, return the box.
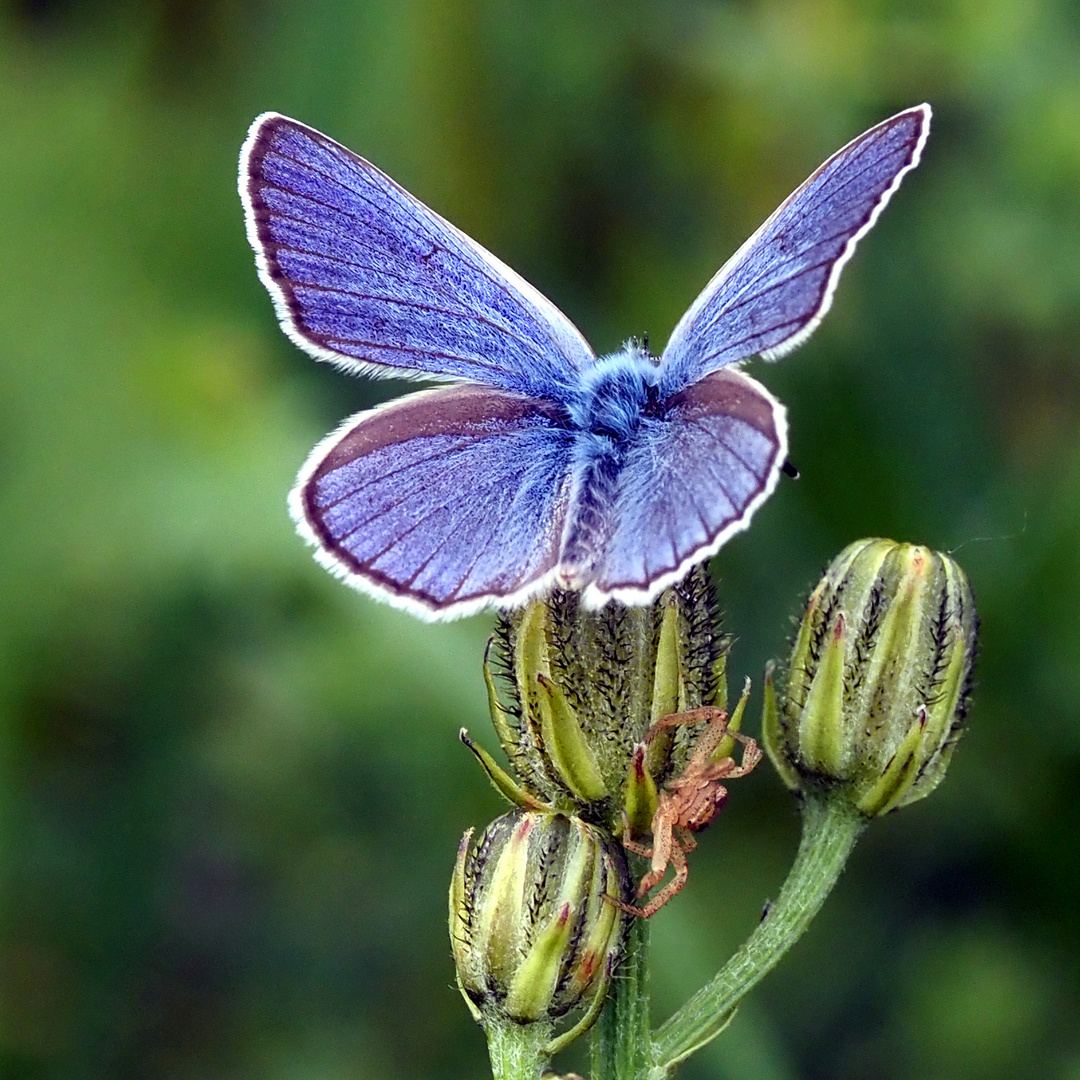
[292,384,576,619]
[241,114,594,398]
[582,369,787,606]
[659,105,931,393]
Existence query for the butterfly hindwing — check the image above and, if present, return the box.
[583,369,787,606]
[241,114,594,397]
[291,384,576,619]
[659,104,931,392]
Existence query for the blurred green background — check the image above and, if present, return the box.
[2,1,1078,1077]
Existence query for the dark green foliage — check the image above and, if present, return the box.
[2,3,1079,1078]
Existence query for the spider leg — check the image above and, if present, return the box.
[649,707,744,769]
[674,826,698,854]
[604,893,655,918]
[723,732,763,778]
[634,814,675,897]
[622,837,654,859]
[644,706,726,745]
[604,843,691,918]
[630,844,691,918]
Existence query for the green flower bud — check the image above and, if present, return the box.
[450,810,631,1048]
[467,565,732,825]
[764,539,977,817]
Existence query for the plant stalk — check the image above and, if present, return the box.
[591,916,651,1080]
[648,793,867,1074]
[485,1018,553,1080]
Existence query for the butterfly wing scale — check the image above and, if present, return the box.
[241,113,594,397]
[660,105,931,392]
[292,384,575,619]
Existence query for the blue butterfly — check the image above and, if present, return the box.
[240,105,930,620]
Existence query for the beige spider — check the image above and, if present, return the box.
[611,707,762,918]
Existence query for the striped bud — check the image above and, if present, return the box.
[763,539,978,817]
[467,565,732,826]
[449,810,630,1044]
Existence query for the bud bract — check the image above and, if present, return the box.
[764,539,977,817]
[449,810,631,1041]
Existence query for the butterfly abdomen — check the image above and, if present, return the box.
[558,433,625,589]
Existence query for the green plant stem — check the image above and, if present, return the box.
[592,917,651,1080]
[485,1018,553,1080]
[648,794,868,1075]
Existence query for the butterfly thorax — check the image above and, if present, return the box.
[569,343,660,440]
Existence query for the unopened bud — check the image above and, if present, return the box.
[449,810,631,1042]
[473,565,731,823]
[764,539,977,817]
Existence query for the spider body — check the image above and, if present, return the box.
[612,706,761,918]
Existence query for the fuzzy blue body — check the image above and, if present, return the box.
[560,344,664,584]
[569,344,661,438]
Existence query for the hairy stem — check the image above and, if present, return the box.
[592,917,651,1080]
[648,794,867,1075]
[485,1018,553,1080]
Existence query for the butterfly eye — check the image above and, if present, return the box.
[643,383,664,418]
